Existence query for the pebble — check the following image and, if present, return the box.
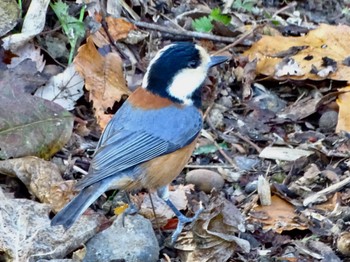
[83,214,159,262]
[245,180,258,194]
[319,110,338,132]
[186,169,225,193]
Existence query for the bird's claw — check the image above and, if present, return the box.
[170,201,204,245]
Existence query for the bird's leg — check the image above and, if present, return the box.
[157,185,204,244]
[121,191,138,226]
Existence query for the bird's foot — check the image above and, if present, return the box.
[170,201,204,245]
[121,202,139,226]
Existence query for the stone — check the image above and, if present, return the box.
[186,169,225,193]
[84,214,159,262]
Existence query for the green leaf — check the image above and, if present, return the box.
[210,7,231,25]
[232,0,256,12]
[192,16,213,33]
[50,1,85,47]
[193,142,228,155]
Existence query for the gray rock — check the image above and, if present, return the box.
[186,169,225,193]
[319,110,338,132]
[245,180,258,194]
[84,214,159,262]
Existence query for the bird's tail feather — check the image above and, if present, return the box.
[51,181,109,229]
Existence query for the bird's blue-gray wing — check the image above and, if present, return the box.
[75,102,202,189]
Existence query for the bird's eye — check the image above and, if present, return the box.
[188,60,198,68]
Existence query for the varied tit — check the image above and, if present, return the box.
[51,42,228,242]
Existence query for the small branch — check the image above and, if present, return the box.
[212,24,262,55]
[303,173,350,206]
[185,164,236,169]
[229,132,262,153]
[63,160,88,175]
[272,1,298,18]
[132,20,237,43]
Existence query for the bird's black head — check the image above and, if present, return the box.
[142,42,228,108]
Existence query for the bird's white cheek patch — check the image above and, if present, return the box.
[167,67,207,105]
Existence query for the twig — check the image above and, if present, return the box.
[37,44,67,69]
[203,102,215,120]
[39,25,62,35]
[230,132,262,153]
[160,13,186,31]
[120,0,140,21]
[212,24,262,55]
[214,140,238,168]
[206,117,238,168]
[63,160,88,175]
[132,20,237,43]
[185,164,236,169]
[148,193,162,235]
[272,1,298,18]
[303,173,350,206]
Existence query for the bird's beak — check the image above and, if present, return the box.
[208,56,229,67]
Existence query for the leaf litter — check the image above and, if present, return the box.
[2,0,350,261]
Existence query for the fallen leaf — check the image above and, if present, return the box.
[8,41,46,72]
[74,36,130,128]
[244,24,350,81]
[175,192,250,261]
[34,64,84,110]
[259,147,314,161]
[92,15,136,47]
[2,0,50,51]
[277,94,322,121]
[336,86,350,132]
[0,59,49,93]
[314,192,340,212]
[139,185,191,227]
[248,195,308,233]
[0,83,74,159]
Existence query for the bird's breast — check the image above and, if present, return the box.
[126,139,197,191]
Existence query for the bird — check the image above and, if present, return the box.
[51,42,228,242]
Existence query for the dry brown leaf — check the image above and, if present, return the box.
[336,86,350,132]
[314,192,340,212]
[139,185,191,227]
[244,24,350,81]
[277,93,322,121]
[92,15,136,47]
[74,36,130,128]
[175,193,250,262]
[0,156,76,212]
[249,195,308,233]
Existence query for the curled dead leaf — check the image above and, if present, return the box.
[74,36,131,129]
[92,15,137,47]
[175,192,250,261]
